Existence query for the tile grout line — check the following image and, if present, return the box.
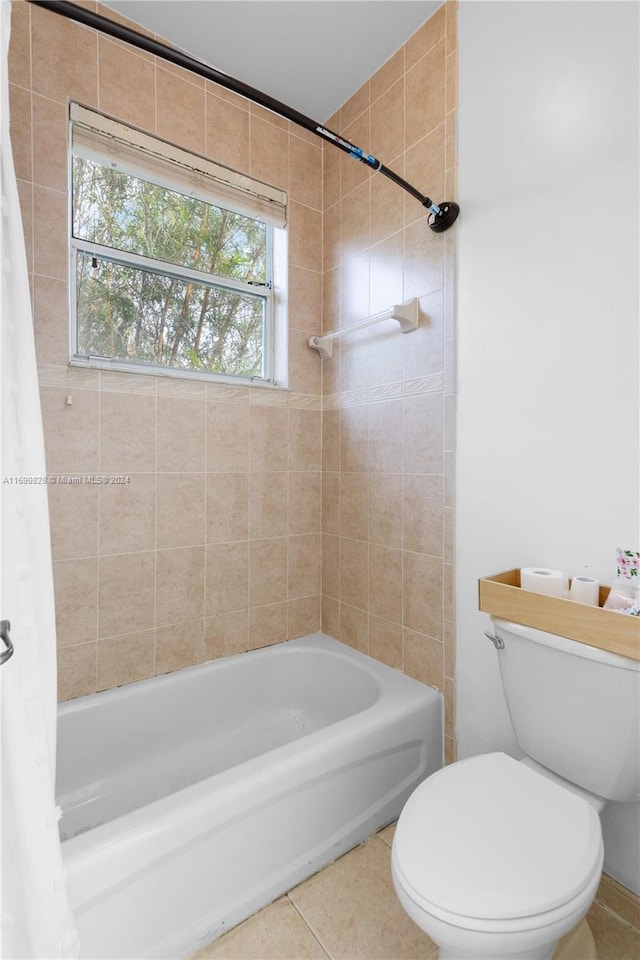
[592,898,640,936]
[285,895,333,960]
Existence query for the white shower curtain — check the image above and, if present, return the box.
[0,4,78,957]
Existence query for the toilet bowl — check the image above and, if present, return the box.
[391,752,604,960]
[391,618,640,959]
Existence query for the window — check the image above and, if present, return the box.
[69,105,287,383]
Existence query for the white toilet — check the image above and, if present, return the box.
[391,618,640,960]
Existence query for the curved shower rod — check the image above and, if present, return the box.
[27,0,460,233]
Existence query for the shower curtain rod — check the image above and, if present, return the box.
[27,0,460,233]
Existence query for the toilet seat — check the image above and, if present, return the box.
[393,753,603,927]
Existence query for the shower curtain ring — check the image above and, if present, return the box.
[1,619,14,665]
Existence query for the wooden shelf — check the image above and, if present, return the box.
[479,569,640,661]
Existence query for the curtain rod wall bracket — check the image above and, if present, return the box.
[427,201,460,233]
[27,0,460,232]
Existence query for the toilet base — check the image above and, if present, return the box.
[438,946,555,960]
[436,919,597,960]
[554,918,597,960]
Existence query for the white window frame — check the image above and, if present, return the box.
[68,105,288,387]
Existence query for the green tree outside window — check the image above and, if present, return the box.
[72,157,270,379]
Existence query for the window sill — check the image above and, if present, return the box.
[69,357,289,392]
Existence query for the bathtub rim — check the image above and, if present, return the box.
[57,632,386,721]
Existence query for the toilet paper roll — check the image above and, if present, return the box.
[520,567,569,598]
[569,576,600,606]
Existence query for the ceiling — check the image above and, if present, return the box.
[102,1,440,121]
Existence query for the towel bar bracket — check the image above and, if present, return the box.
[308,337,336,361]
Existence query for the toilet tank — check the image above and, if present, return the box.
[493,618,640,802]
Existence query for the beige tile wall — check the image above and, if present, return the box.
[10,0,457,745]
[320,2,458,762]
[9,0,324,700]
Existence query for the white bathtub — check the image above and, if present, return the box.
[56,633,442,959]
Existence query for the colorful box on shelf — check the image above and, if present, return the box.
[479,569,640,662]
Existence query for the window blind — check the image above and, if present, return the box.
[70,103,288,228]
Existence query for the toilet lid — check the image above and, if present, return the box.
[393,752,602,921]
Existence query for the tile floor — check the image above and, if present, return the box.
[192,825,640,960]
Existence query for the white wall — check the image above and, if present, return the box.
[456,1,639,892]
